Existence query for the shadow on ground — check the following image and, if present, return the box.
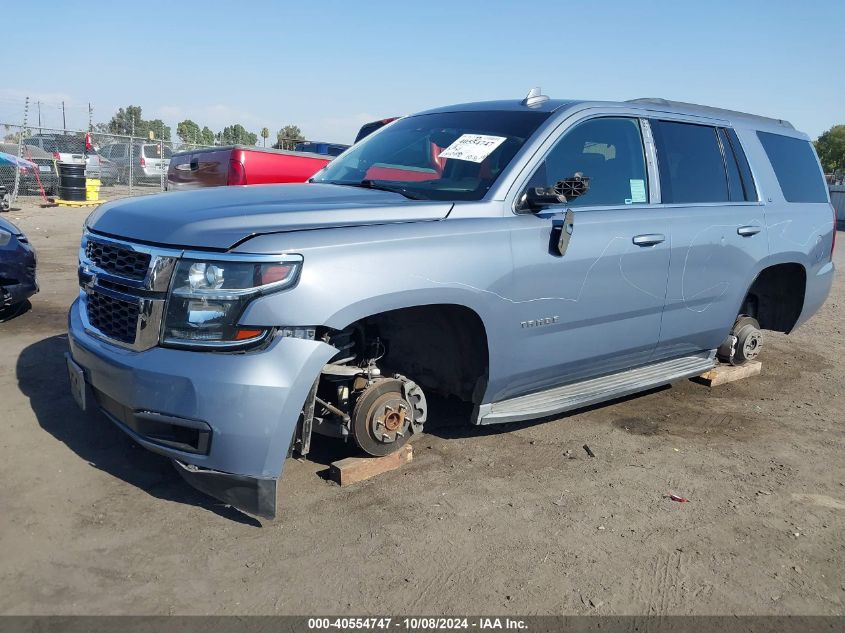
[18,334,677,523]
[16,334,260,526]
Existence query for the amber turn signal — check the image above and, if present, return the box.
[234,328,265,341]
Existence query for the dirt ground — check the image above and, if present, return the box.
[0,197,843,616]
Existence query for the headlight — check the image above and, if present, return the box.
[162,256,301,348]
[0,229,12,247]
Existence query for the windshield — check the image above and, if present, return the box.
[312,110,550,201]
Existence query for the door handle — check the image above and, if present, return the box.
[632,233,666,246]
[737,225,762,237]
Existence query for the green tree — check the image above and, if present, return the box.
[177,119,202,144]
[275,124,304,150]
[106,105,170,140]
[147,119,171,141]
[261,127,270,148]
[200,126,215,146]
[814,124,845,173]
[107,105,143,135]
[218,124,258,146]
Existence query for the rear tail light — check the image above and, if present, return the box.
[227,159,247,185]
[139,156,146,167]
[832,203,837,260]
[52,152,60,160]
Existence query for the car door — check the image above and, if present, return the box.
[111,144,125,166]
[501,116,671,401]
[649,119,767,359]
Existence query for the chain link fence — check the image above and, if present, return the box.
[1,97,321,209]
[0,122,222,206]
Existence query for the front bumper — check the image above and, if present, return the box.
[0,239,37,307]
[67,298,336,518]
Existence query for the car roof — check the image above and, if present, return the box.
[417,99,579,115]
[624,97,794,131]
[0,143,51,158]
[413,96,797,134]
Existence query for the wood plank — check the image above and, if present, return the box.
[696,360,762,387]
[330,444,413,486]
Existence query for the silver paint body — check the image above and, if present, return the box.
[68,98,835,485]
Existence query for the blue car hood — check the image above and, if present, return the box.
[86,183,452,250]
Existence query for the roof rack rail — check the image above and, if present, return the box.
[626,98,794,129]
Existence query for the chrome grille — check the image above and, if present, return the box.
[86,291,140,344]
[79,232,178,351]
[86,240,151,281]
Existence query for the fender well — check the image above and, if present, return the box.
[741,263,807,333]
[335,304,490,404]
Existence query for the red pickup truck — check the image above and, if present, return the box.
[166,145,331,190]
[167,119,399,191]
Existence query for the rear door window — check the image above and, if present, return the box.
[143,145,172,158]
[651,120,728,203]
[757,131,828,203]
[534,117,649,207]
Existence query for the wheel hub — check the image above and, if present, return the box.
[740,329,762,361]
[368,395,411,444]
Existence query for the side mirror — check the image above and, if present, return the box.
[519,173,591,212]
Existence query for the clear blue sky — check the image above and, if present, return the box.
[2,0,842,143]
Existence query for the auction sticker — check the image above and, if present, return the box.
[438,134,507,163]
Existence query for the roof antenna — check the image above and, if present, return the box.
[522,87,549,107]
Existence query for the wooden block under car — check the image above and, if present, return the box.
[330,444,414,486]
[696,360,762,387]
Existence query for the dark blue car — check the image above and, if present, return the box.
[0,216,37,318]
[293,141,350,157]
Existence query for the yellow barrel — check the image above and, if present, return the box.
[85,178,101,201]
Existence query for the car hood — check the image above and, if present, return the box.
[0,216,23,236]
[86,183,453,250]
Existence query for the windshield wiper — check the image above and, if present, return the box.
[326,179,425,200]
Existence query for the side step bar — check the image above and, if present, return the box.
[476,351,716,425]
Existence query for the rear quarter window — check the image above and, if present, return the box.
[55,136,85,153]
[757,131,828,203]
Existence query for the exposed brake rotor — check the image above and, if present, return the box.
[351,376,428,456]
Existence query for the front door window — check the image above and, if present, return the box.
[532,117,649,207]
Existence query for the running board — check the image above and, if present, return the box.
[476,351,716,425]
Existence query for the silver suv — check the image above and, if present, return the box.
[99,142,172,184]
[66,91,836,519]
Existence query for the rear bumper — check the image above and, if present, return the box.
[794,261,835,330]
[140,167,166,179]
[166,180,207,192]
[67,298,337,518]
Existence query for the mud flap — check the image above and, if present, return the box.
[172,459,277,520]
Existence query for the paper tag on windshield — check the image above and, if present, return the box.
[438,134,507,163]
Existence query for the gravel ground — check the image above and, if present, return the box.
[0,198,843,616]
